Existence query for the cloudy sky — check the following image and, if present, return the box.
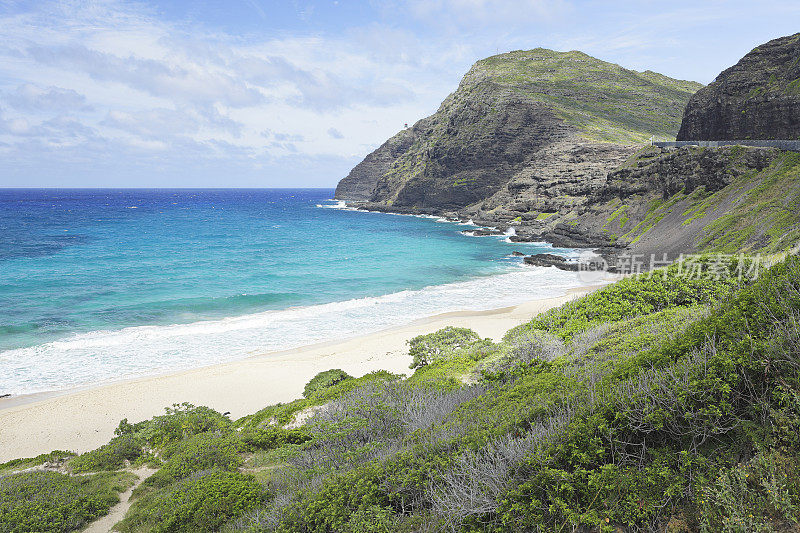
[0,0,798,188]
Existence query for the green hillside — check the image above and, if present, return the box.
[476,49,703,143]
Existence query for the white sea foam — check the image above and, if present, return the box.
[316,199,348,209]
[0,266,599,396]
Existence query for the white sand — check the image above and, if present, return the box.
[0,286,601,462]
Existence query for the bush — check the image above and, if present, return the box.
[131,403,232,448]
[237,426,310,452]
[303,369,353,398]
[0,470,135,533]
[69,434,142,473]
[342,504,401,533]
[142,433,242,490]
[117,470,267,533]
[508,257,743,341]
[698,449,800,532]
[408,327,482,369]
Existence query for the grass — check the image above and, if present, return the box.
[592,147,800,253]
[476,49,702,143]
[696,152,800,253]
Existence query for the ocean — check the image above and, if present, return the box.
[0,188,588,395]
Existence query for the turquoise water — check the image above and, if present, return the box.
[0,189,586,395]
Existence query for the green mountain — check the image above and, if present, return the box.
[337,41,800,258]
[335,48,702,209]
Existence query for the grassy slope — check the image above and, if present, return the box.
[593,147,800,253]
[3,254,799,532]
[476,49,703,143]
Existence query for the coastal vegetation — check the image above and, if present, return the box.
[1,252,798,531]
[0,470,135,532]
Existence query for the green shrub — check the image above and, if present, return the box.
[342,504,401,532]
[508,257,743,341]
[0,470,135,533]
[117,470,267,533]
[237,426,310,452]
[142,432,242,490]
[408,327,482,369]
[303,369,353,398]
[128,403,232,448]
[69,434,142,473]
[238,370,401,429]
[698,449,800,532]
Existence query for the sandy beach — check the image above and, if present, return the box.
[0,285,602,462]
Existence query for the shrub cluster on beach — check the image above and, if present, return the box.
[1,253,799,532]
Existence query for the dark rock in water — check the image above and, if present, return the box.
[523,253,579,271]
[0,393,10,398]
[511,251,525,256]
[677,33,800,141]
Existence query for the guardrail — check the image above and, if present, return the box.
[653,140,800,151]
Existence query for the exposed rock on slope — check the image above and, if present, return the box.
[677,33,800,141]
[335,48,701,210]
[549,145,799,254]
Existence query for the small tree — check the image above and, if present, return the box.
[408,326,481,369]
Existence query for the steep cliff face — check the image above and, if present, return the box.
[334,128,416,201]
[336,48,702,210]
[677,33,800,141]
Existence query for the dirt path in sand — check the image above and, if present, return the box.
[83,466,156,532]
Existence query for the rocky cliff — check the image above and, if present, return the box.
[336,38,800,258]
[677,33,800,141]
[335,48,701,210]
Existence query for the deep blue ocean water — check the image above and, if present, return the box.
[0,189,587,395]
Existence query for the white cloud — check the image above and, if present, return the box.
[6,83,90,111]
[0,0,465,186]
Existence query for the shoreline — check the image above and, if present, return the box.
[0,284,604,462]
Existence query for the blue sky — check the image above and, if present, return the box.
[0,0,798,188]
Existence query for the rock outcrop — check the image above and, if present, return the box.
[334,128,415,201]
[677,33,800,141]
